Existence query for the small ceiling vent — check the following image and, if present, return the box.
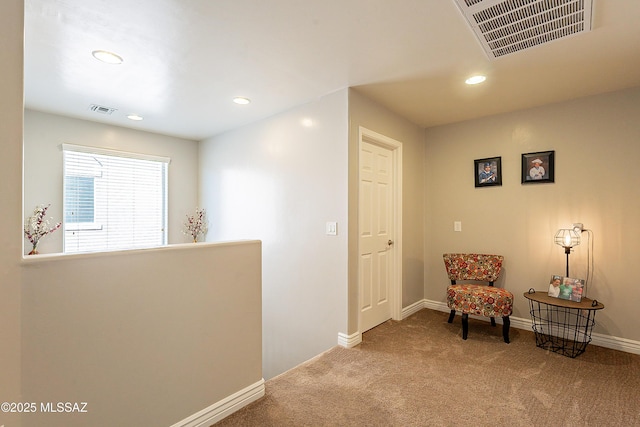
[89,104,117,115]
[453,0,594,59]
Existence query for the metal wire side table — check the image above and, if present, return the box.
[524,290,605,358]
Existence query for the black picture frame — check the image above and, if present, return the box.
[522,151,555,184]
[474,156,502,187]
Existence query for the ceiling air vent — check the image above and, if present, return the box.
[453,0,594,59]
[89,104,117,115]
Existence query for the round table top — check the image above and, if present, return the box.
[523,290,605,310]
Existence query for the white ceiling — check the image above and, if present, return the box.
[24,0,640,141]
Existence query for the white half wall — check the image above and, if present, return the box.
[199,89,349,379]
[21,241,262,427]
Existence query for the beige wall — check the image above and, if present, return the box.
[21,241,262,427]
[424,87,640,341]
[348,88,425,334]
[199,89,349,380]
[23,109,200,254]
[0,1,24,426]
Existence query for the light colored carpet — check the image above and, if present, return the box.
[214,308,640,426]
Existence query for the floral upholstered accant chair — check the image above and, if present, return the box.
[443,253,513,343]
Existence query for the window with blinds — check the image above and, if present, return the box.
[62,144,169,253]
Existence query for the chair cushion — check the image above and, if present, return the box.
[443,253,503,283]
[447,284,513,317]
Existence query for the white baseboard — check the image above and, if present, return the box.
[401,299,425,319]
[340,299,640,356]
[169,379,265,427]
[590,331,640,354]
[410,299,640,356]
[338,330,362,348]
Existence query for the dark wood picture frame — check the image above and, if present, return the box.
[474,156,502,188]
[522,151,555,184]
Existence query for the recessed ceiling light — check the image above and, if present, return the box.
[127,114,143,121]
[465,75,486,85]
[233,97,251,105]
[301,118,314,127]
[92,50,124,65]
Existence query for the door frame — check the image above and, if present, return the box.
[358,126,403,331]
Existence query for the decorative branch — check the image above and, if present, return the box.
[24,204,61,254]
[183,207,208,243]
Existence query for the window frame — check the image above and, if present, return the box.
[61,143,170,254]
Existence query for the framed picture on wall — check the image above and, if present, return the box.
[522,150,555,184]
[474,156,502,187]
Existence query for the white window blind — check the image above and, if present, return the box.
[62,144,169,253]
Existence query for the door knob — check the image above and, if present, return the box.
[388,240,394,246]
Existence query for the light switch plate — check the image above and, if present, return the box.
[454,221,462,232]
[326,222,338,236]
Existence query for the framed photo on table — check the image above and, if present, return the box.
[474,156,502,188]
[547,275,585,302]
[522,151,554,184]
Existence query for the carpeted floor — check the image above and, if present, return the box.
[214,308,640,426]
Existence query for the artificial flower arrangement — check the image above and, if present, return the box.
[183,207,208,243]
[24,204,62,255]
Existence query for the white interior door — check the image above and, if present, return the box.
[359,136,397,333]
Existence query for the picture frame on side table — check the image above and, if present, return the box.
[522,150,555,184]
[474,156,502,188]
[547,275,585,302]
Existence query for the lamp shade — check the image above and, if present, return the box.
[554,229,580,248]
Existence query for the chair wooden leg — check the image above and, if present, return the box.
[462,313,469,340]
[447,310,456,323]
[502,316,510,343]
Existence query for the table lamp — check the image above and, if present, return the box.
[554,228,580,276]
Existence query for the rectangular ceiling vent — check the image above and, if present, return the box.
[453,0,594,59]
[89,104,117,115]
